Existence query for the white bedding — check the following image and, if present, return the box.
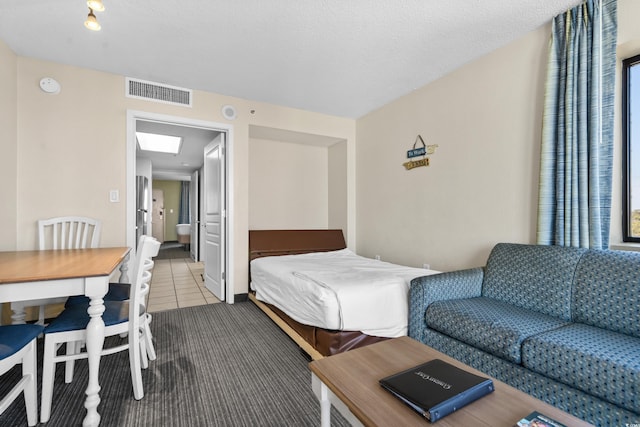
[250,249,439,338]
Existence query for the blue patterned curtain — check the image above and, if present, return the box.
[178,181,190,224]
[537,0,617,249]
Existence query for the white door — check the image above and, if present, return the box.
[151,189,165,243]
[203,134,225,300]
[190,170,199,261]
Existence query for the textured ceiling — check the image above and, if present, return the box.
[0,0,581,118]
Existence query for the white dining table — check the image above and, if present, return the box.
[0,247,131,427]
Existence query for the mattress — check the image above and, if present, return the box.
[250,249,439,338]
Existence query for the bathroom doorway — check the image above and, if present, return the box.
[126,110,235,303]
[152,181,192,259]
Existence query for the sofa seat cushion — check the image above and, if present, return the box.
[426,297,570,364]
[522,323,640,413]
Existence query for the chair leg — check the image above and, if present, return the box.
[40,337,58,424]
[144,314,157,361]
[129,329,144,400]
[37,305,46,326]
[22,340,38,427]
[10,302,27,324]
[139,329,149,370]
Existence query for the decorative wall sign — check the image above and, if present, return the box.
[403,135,438,170]
[404,157,429,170]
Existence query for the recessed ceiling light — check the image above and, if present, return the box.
[136,132,183,154]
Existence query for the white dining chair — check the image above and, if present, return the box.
[37,216,102,250]
[39,235,161,424]
[0,324,44,426]
[11,216,102,325]
[63,239,158,367]
[138,258,157,367]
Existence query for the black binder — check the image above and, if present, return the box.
[379,358,494,422]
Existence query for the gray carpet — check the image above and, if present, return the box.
[0,303,349,426]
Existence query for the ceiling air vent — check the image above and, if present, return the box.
[126,77,192,107]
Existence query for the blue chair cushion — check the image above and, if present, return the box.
[104,282,131,300]
[522,323,640,414]
[44,301,133,334]
[0,324,44,360]
[64,282,131,307]
[426,297,570,364]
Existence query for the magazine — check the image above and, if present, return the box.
[515,411,567,427]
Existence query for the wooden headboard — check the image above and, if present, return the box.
[249,229,346,262]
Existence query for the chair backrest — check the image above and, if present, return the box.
[38,216,102,250]
[129,236,160,328]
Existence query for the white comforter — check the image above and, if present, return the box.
[250,249,439,338]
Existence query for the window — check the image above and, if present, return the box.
[623,54,640,242]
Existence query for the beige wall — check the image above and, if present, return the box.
[356,24,550,271]
[328,141,348,237]
[356,0,640,270]
[249,138,329,229]
[0,40,17,251]
[153,180,182,241]
[249,136,349,239]
[13,57,355,295]
[17,59,126,249]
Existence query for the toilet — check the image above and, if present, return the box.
[176,224,191,249]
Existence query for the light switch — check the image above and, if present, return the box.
[109,190,119,203]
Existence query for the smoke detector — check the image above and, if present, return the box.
[221,105,237,120]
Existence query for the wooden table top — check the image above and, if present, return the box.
[309,336,593,427]
[0,247,131,284]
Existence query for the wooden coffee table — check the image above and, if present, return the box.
[309,336,593,427]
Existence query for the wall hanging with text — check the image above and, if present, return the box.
[403,135,438,170]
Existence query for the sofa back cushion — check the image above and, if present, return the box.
[483,243,587,320]
[573,249,640,338]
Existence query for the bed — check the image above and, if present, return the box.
[248,229,439,360]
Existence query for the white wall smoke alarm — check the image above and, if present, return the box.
[39,77,61,94]
[221,105,237,120]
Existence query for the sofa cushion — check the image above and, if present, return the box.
[573,249,640,339]
[522,323,640,413]
[482,243,586,320]
[426,297,570,364]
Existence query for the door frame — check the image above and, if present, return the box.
[126,110,235,304]
[190,169,200,262]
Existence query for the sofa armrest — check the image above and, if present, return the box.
[408,267,484,342]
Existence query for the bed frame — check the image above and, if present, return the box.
[248,229,390,360]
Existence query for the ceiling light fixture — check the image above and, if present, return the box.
[87,0,105,12]
[84,8,101,31]
[136,132,183,154]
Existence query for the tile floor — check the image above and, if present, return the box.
[147,257,221,313]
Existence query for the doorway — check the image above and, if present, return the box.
[126,110,235,303]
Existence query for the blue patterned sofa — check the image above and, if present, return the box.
[408,243,640,426]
